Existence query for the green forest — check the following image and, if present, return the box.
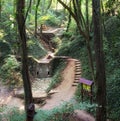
[0,0,120,121]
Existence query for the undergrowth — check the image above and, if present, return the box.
[27,37,47,59]
[46,58,67,92]
[0,101,97,121]
[0,55,22,88]
[34,103,74,121]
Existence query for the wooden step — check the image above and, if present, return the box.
[75,66,81,69]
[74,81,79,83]
[75,69,81,72]
[75,60,80,63]
[75,63,81,66]
[75,78,81,80]
[75,72,81,74]
[75,70,82,72]
[75,74,81,77]
[75,67,82,70]
[75,63,81,65]
[75,65,81,68]
[75,77,81,80]
[75,74,81,76]
[72,83,78,86]
[75,79,80,81]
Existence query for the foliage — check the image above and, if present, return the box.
[0,102,97,121]
[56,33,92,79]
[27,38,47,59]
[73,101,97,116]
[56,21,120,120]
[38,10,64,27]
[0,14,18,54]
[51,37,62,49]
[46,59,66,92]
[0,41,12,63]
[104,16,120,120]
[0,55,22,87]
[105,0,120,16]
[34,103,74,121]
[0,106,25,121]
[27,9,66,30]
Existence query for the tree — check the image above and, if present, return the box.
[16,0,35,121]
[92,0,106,120]
[0,0,2,20]
[35,0,41,35]
[57,0,95,82]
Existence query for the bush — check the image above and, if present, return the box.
[104,16,120,120]
[38,10,62,27]
[0,106,25,121]
[34,103,74,121]
[0,41,12,63]
[27,38,47,59]
[0,55,22,87]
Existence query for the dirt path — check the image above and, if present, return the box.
[41,58,76,110]
[0,58,95,121]
[0,58,76,110]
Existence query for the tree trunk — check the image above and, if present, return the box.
[16,0,35,121]
[0,0,2,21]
[66,13,71,32]
[92,0,106,121]
[47,0,52,10]
[35,0,41,35]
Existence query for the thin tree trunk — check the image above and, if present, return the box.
[0,0,2,21]
[92,0,106,121]
[35,0,41,35]
[16,0,35,121]
[47,0,52,10]
[66,13,71,32]
[41,0,45,14]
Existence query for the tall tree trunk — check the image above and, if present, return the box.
[16,0,35,121]
[35,0,41,35]
[0,0,2,21]
[92,0,106,121]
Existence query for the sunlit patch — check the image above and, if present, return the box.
[0,30,5,39]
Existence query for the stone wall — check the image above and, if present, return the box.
[28,56,52,78]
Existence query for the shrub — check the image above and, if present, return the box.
[0,106,25,121]
[0,55,22,87]
[27,38,47,59]
[0,41,12,63]
[34,103,74,121]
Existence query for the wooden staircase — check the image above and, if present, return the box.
[72,60,82,86]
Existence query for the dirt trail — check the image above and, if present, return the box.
[0,58,76,110]
[41,58,76,110]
